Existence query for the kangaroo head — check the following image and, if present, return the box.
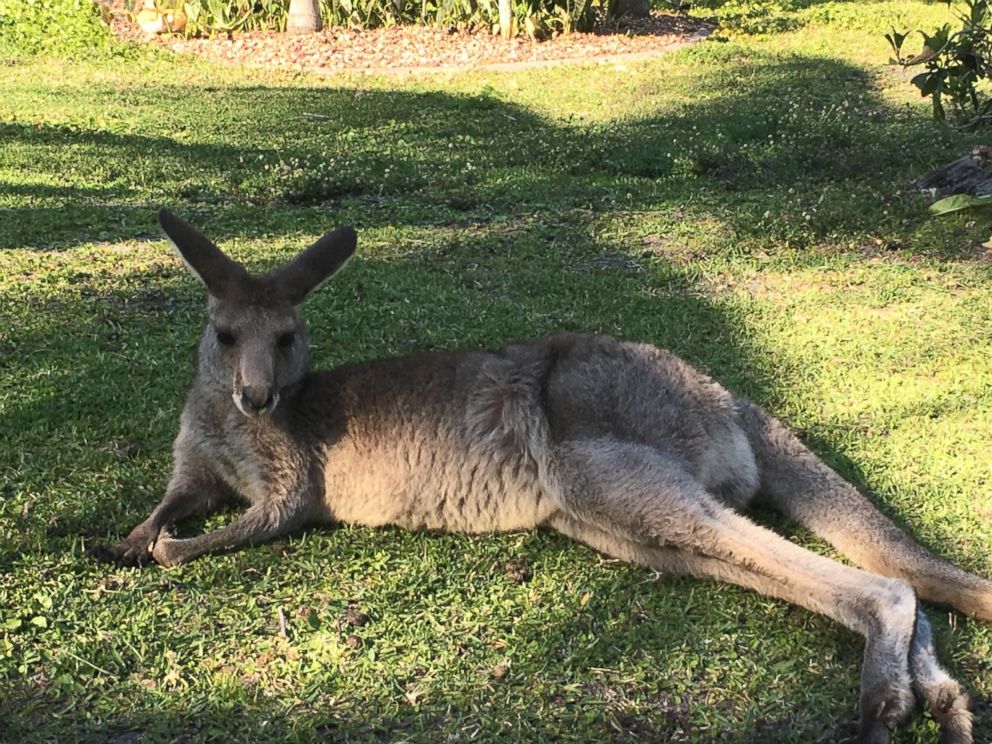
[158,209,356,418]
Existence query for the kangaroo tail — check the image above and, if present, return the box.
[737,399,992,622]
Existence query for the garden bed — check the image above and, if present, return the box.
[108,5,708,73]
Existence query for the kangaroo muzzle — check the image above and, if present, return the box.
[237,384,276,416]
[233,343,279,417]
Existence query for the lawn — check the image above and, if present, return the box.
[2,2,992,741]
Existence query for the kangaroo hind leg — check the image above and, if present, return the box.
[547,438,971,744]
[738,400,992,621]
[551,513,973,744]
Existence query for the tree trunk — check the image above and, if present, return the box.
[287,0,322,33]
[498,0,513,39]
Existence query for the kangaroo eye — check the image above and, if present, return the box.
[277,332,295,349]
[216,330,236,346]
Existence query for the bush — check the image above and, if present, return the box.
[888,0,992,129]
[0,0,112,55]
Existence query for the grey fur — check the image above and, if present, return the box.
[93,210,992,744]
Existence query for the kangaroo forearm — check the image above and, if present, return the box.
[151,501,307,567]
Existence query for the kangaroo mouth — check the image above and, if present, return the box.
[232,390,280,418]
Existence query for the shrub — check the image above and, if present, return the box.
[887,0,992,129]
[0,0,112,55]
[181,0,288,35]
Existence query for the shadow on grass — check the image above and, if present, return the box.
[0,47,966,254]
[0,534,863,744]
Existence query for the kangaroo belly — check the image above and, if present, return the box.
[323,444,555,533]
[405,464,554,533]
[321,346,558,533]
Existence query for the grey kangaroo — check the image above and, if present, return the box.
[94,209,992,744]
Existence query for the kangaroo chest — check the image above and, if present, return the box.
[195,413,299,506]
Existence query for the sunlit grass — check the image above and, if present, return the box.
[2,2,992,741]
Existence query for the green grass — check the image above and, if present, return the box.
[3,2,992,741]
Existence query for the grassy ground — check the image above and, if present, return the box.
[2,2,992,741]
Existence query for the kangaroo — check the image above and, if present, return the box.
[93,209,992,744]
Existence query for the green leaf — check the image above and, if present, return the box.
[885,29,907,55]
[929,193,992,215]
[2,617,22,631]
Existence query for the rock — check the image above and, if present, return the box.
[917,145,992,197]
[135,1,186,35]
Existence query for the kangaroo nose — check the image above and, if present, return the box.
[241,385,274,413]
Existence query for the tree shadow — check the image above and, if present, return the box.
[0,48,970,255]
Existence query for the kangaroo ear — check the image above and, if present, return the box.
[273,226,357,305]
[158,209,250,300]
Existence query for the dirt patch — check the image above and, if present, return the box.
[104,4,709,75]
[503,559,532,583]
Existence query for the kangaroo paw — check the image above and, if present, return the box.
[89,536,155,568]
[911,609,974,744]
